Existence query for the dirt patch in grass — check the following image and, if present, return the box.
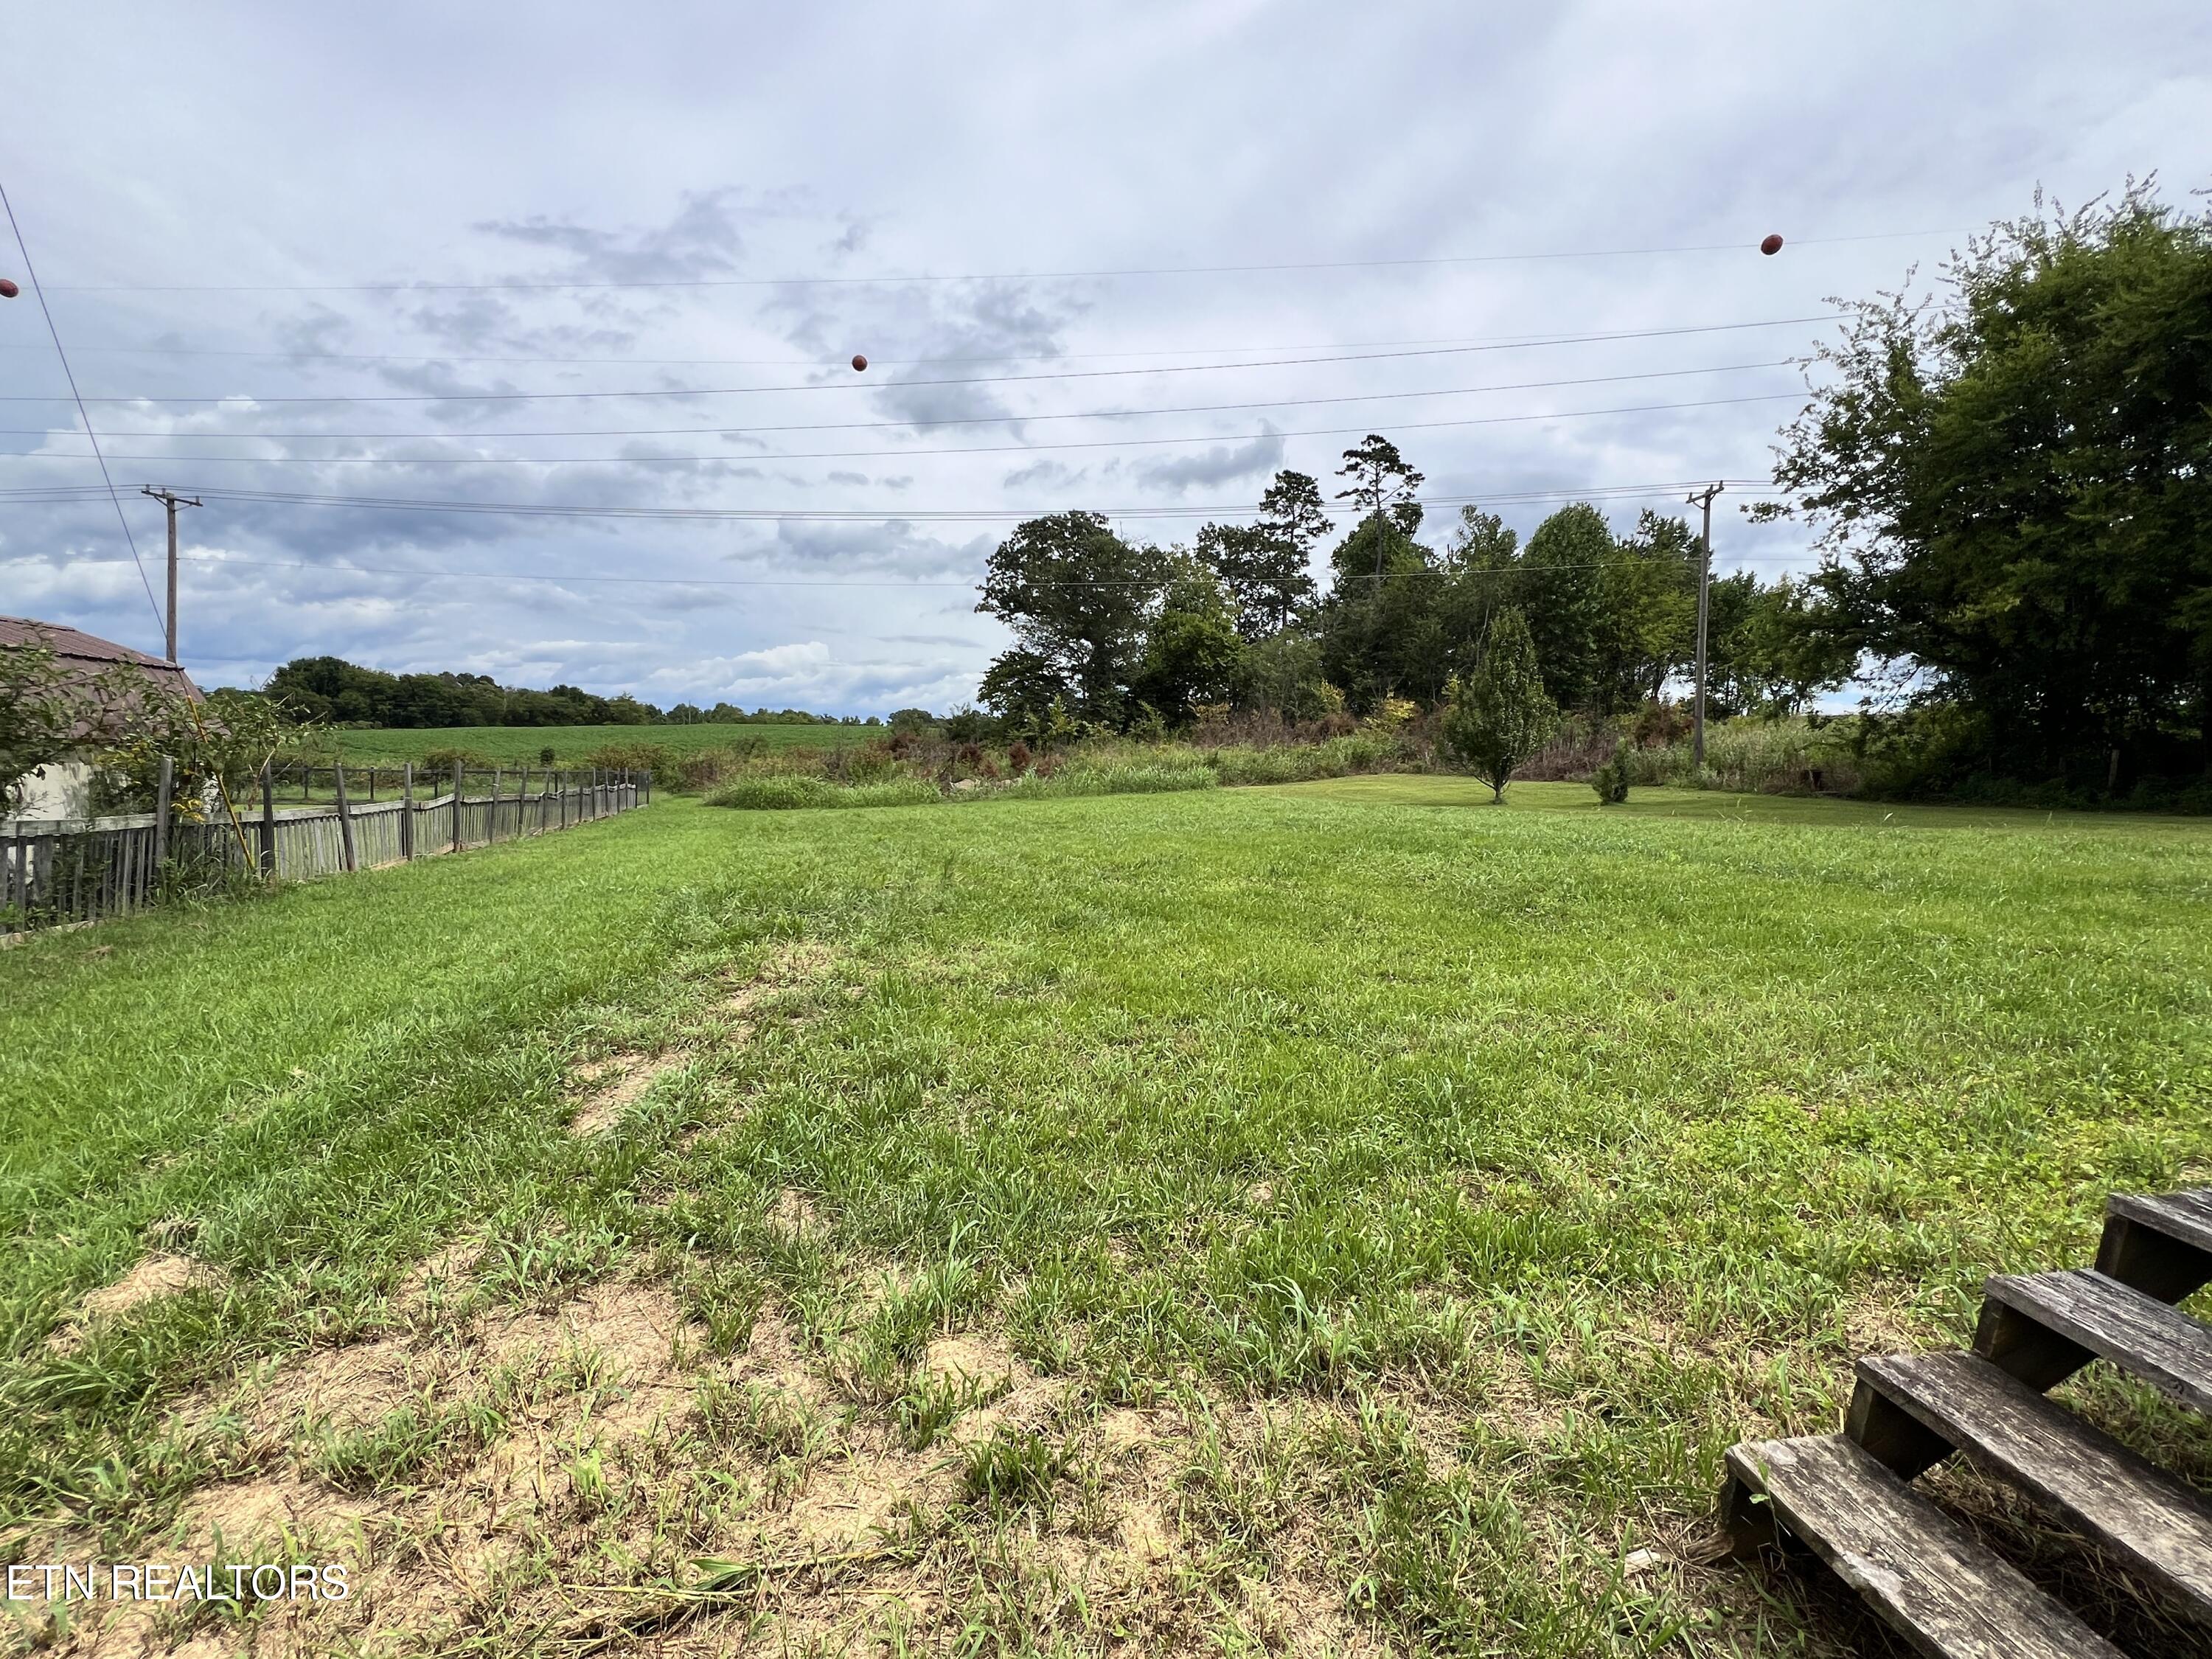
[734,1307,835,1409]
[254,1335,428,1438]
[769,1186,818,1237]
[79,1251,226,1320]
[48,1253,229,1352]
[568,1052,679,1135]
[923,1332,1016,1387]
[394,1237,481,1310]
[179,1468,379,1557]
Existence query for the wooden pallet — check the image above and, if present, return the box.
[1719,1188,2212,1655]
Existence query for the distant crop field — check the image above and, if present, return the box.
[6,777,2208,1653]
[327,722,879,763]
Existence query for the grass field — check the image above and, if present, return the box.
[3,779,2208,1655]
[327,723,879,765]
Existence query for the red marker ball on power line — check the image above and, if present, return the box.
[1759,234,1784,256]
[0,279,20,299]
[851,353,868,372]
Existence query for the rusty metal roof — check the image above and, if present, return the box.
[1,616,205,742]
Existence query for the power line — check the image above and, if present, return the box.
[0,177,167,641]
[2,393,1804,470]
[39,540,1793,591]
[0,316,1838,406]
[38,228,1954,293]
[0,325,1802,370]
[6,358,1798,443]
[10,478,1783,525]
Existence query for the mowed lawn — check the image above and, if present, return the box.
[2,781,2209,1656]
[328,722,880,765]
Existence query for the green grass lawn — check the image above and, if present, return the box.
[327,721,879,765]
[2,780,2208,1655]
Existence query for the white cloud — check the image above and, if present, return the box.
[3,0,2206,712]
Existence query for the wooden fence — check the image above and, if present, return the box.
[2,763,647,934]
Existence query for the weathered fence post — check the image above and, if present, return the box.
[559,767,568,830]
[452,762,464,853]
[259,763,277,876]
[401,762,415,861]
[490,766,503,843]
[333,763,358,873]
[153,756,174,871]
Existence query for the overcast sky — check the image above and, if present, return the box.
[2,2,2207,714]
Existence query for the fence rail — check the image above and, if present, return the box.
[2,763,647,935]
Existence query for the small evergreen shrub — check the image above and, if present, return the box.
[1591,740,1631,804]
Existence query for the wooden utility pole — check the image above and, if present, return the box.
[139,487,201,662]
[1686,483,1725,769]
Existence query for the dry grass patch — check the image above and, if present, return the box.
[768,1187,817,1237]
[48,1253,229,1354]
[568,1052,681,1136]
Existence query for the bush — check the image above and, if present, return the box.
[1591,740,1631,804]
[992,762,1217,799]
[582,741,680,789]
[420,746,495,774]
[1205,734,1402,785]
[706,776,939,811]
[1627,717,1861,795]
[672,742,764,793]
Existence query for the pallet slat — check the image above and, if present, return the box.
[1979,1267,2212,1412]
[1854,1350,2212,1618]
[1726,1436,2123,1659]
[2101,1190,2212,1303]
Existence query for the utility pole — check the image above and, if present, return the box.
[140,487,201,663]
[1686,482,1724,769]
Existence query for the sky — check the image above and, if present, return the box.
[2,1,2208,716]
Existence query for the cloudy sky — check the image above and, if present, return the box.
[3,2,2207,714]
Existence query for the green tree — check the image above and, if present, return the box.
[1236,632,1342,723]
[1196,467,1327,641]
[1591,509,1698,711]
[1130,561,1246,726]
[1317,513,1439,712]
[1517,504,1613,714]
[1439,608,1557,802]
[1,639,90,813]
[1431,507,1523,689]
[1766,181,2212,784]
[1705,576,1856,717]
[976,647,1072,732]
[975,512,1166,724]
[1335,436,1425,562]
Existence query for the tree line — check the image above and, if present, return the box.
[976,182,2212,799]
[971,434,1843,738]
[262,658,868,729]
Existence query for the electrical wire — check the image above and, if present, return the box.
[0,327,1806,371]
[37,546,1772,590]
[1,393,1804,469]
[0,178,167,641]
[5,358,1798,442]
[0,316,1838,405]
[10,478,1782,525]
[38,228,1953,293]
